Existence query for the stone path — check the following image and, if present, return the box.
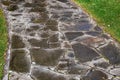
[1,0,120,80]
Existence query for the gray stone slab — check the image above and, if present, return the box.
[30,48,64,66]
[31,66,67,80]
[82,70,108,80]
[10,50,30,72]
[65,32,84,40]
[11,35,25,49]
[28,38,49,48]
[99,43,120,64]
[72,43,99,62]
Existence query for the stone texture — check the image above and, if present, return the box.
[81,70,108,80]
[7,4,18,11]
[65,32,84,40]
[30,48,64,66]
[99,42,120,64]
[10,50,30,72]
[72,43,99,62]
[11,35,25,49]
[2,0,120,79]
[31,66,67,80]
[28,38,49,48]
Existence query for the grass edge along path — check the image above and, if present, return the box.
[0,8,8,79]
[73,0,120,42]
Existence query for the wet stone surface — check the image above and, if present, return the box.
[2,0,120,80]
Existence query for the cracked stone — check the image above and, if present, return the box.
[10,50,30,72]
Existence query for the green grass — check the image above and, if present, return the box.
[74,0,120,42]
[0,9,7,79]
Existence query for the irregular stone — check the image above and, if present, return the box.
[68,67,81,74]
[77,36,106,47]
[11,35,25,49]
[40,32,50,38]
[31,66,67,80]
[10,50,30,72]
[32,18,46,24]
[86,31,101,36]
[49,43,60,48]
[110,68,120,76]
[30,7,46,12]
[7,4,18,11]
[94,62,110,68]
[24,3,33,7]
[48,34,59,43]
[65,32,84,40]
[45,25,58,31]
[82,70,108,80]
[63,23,93,31]
[57,0,68,3]
[34,0,46,3]
[1,1,12,6]
[11,13,22,16]
[94,26,102,32]
[59,17,71,22]
[76,24,93,31]
[99,42,120,64]
[62,12,72,17]
[67,52,74,58]
[46,20,58,26]
[40,12,49,19]
[28,38,49,48]
[72,43,99,62]
[51,14,60,19]
[30,48,64,66]
[9,72,33,80]
[57,62,68,70]
[101,33,110,39]
[26,26,40,32]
